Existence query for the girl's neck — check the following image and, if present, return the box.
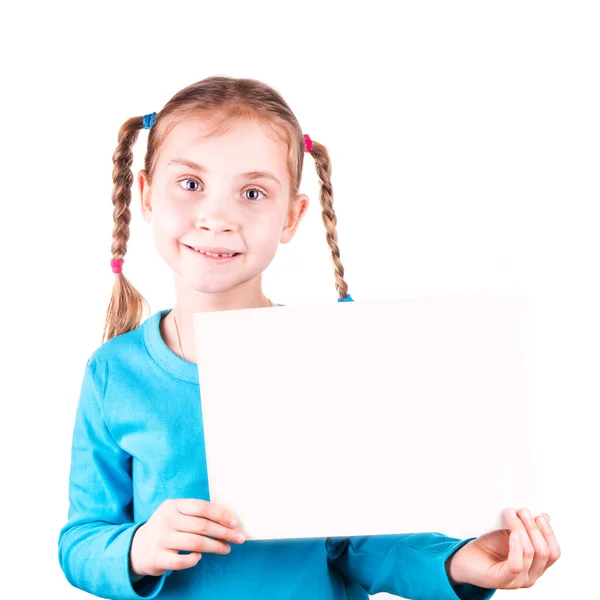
[163,290,273,364]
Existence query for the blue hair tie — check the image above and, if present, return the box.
[338,293,354,302]
[143,112,156,129]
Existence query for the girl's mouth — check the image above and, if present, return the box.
[184,244,241,263]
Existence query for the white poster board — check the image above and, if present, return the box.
[193,292,536,541]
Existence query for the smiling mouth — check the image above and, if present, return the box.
[184,245,241,259]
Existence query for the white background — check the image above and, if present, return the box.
[1,1,598,598]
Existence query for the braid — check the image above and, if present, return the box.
[308,140,350,300]
[102,116,150,343]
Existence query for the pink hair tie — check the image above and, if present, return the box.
[304,134,312,153]
[111,258,124,274]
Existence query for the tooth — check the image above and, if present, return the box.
[195,249,235,257]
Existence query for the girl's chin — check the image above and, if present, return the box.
[182,280,241,294]
[178,272,259,295]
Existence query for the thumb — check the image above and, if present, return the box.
[496,531,524,586]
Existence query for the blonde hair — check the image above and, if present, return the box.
[103,75,350,343]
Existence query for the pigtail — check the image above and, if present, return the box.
[308,141,350,300]
[102,116,151,343]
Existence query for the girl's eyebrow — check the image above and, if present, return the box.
[167,157,281,187]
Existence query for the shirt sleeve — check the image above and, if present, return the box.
[326,533,496,600]
[58,357,169,600]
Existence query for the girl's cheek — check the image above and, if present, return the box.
[157,199,192,231]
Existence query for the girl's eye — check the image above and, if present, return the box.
[177,179,266,201]
[178,178,201,192]
[244,188,265,201]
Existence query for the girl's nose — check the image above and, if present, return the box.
[195,215,236,233]
[194,195,238,233]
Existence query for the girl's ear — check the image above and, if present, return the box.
[281,194,309,244]
[138,170,152,223]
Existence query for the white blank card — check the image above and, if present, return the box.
[193,292,536,541]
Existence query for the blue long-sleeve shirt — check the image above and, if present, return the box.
[58,307,496,600]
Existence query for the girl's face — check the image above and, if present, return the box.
[138,117,308,297]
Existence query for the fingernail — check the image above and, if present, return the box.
[507,508,517,520]
[235,532,246,543]
[542,513,550,522]
[230,518,238,527]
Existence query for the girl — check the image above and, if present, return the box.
[58,76,560,600]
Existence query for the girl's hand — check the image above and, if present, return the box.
[129,498,246,578]
[446,508,561,590]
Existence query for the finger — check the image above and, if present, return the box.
[175,513,246,544]
[506,508,536,575]
[517,509,550,582]
[165,530,232,555]
[536,514,561,568]
[163,549,202,571]
[175,498,239,528]
[503,530,524,585]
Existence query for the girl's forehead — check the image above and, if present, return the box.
[160,117,288,169]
